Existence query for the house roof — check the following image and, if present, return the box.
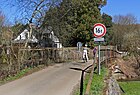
[13,29,38,43]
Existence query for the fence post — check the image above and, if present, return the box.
[84,52,97,95]
[105,46,107,65]
[110,45,112,64]
[17,49,21,72]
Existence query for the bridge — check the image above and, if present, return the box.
[80,46,126,95]
[0,46,124,95]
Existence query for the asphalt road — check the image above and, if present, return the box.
[0,60,92,95]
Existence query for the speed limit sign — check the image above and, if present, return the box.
[92,23,106,38]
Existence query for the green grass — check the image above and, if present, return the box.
[74,66,108,95]
[119,81,140,95]
[0,68,31,85]
[0,65,47,85]
[90,67,108,95]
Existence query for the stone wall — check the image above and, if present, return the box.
[106,76,122,95]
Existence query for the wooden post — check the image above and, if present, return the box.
[17,49,21,72]
[84,55,96,95]
[110,45,111,64]
[106,46,107,65]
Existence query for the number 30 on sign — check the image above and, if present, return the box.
[92,23,106,38]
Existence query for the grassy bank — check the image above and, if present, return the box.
[0,68,31,85]
[119,81,140,95]
[89,67,108,95]
[74,66,108,95]
[0,65,45,85]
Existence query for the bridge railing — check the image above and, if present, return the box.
[83,46,122,95]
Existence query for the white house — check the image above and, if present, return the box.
[14,28,62,48]
[14,29,38,43]
[49,31,62,48]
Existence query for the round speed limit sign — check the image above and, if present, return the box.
[92,23,106,38]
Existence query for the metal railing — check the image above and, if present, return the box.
[78,46,121,95]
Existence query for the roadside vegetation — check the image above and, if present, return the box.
[0,68,31,85]
[89,66,108,95]
[74,66,108,95]
[0,66,45,85]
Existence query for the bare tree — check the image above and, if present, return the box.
[113,14,137,25]
[113,14,140,67]
[0,11,5,44]
[0,11,5,26]
[112,14,138,49]
[1,0,62,26]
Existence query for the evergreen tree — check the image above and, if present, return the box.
[102,13,113,45]
[42,0,107,46]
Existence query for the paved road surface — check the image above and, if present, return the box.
[0,60,92,95]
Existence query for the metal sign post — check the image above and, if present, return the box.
[77,42,82,52]
[98,43,101,75]
[92,23,106,75]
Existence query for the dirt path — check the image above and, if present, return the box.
[0,60,93,95]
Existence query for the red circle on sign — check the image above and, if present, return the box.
[92,23,106,38]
